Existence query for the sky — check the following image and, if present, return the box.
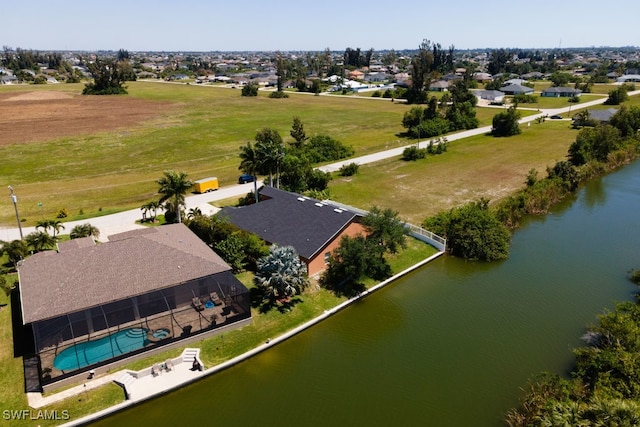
[2,0,639,52]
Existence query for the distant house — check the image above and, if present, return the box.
[0,75,18,85]
[473,72,492,82]
[499,83,534,95]
[364,72,391,83]
[347,70,365,80]
[474,90,505,103]
[429,80,449,92]
[573,108,618,125]
[541,87,582,97]
[504,78,528,86]
[18,224,251,390]
[521,72,544,80]
[219,187,367,276]
[617,74,640,83]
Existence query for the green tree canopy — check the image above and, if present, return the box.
[69,223,100,240]
[82,58,129,95]
[25,231,56,253]
[423,199,511,261]
[255,128,285,187]
[492,106,521,137]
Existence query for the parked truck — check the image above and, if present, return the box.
[193,177,219,193]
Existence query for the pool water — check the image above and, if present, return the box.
[53,327,149,371]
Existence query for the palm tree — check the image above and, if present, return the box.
[254,245,309,304]
[36,219,65,238]
[145,200,161,223]
[187,207,202,219]
[69,223,100,240]
[255,128,285,188]
[239,141,260,203]
[156,170,193,224]
[25,231,56,253]
[0,239,28,268]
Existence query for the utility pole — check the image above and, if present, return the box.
[8,186,24,240]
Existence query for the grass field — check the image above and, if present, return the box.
[0,81,597,227]
[328,119,581,224]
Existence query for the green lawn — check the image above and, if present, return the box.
[0,82,416,226]
[328,119,580,224]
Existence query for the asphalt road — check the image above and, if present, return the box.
[2,90,636,242]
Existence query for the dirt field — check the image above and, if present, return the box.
[0,91,173,145]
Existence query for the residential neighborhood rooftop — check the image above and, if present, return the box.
[18,224,230,324]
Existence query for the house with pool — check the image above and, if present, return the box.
[18,223,251,390]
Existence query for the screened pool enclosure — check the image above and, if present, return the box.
[18,224,251,385]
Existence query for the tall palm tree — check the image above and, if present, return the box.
[255,128,285,188]
[156,170,193,223]
[239,141,260,203]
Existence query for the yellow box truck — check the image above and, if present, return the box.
[194,177,219,193]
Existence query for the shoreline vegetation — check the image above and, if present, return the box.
[505,269,640,426]
[1,82,640,426]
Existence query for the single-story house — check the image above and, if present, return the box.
[473,72,493,82]
[219,187,366,276]
[474,90,505,103]
[541,87,582,97]
[617,74,640,83]
[504,78,527,86]
[18,224,250,389]
[347,70,365,80]
[429,80,449,92]
[499,83,534,95]
[1,75,18,84]
[573,108,618,125]
[521,72,544,80]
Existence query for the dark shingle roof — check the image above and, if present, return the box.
[542,86,582,95]
[219,187,362,260]
[19,223,230,324]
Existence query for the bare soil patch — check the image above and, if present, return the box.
[0,91,173,145]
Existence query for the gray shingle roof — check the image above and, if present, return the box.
[19,223,230,324]
[499,83,534,94]
[219,187,362,260]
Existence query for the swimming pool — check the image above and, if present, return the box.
[53,327,149,371]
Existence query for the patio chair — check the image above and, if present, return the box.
[210,292,221,305]
[192,297,204,311]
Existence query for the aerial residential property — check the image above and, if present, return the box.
[17,224,251,391]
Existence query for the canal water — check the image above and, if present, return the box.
[94,160,640,427]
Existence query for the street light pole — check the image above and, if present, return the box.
[8,186,24,240]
